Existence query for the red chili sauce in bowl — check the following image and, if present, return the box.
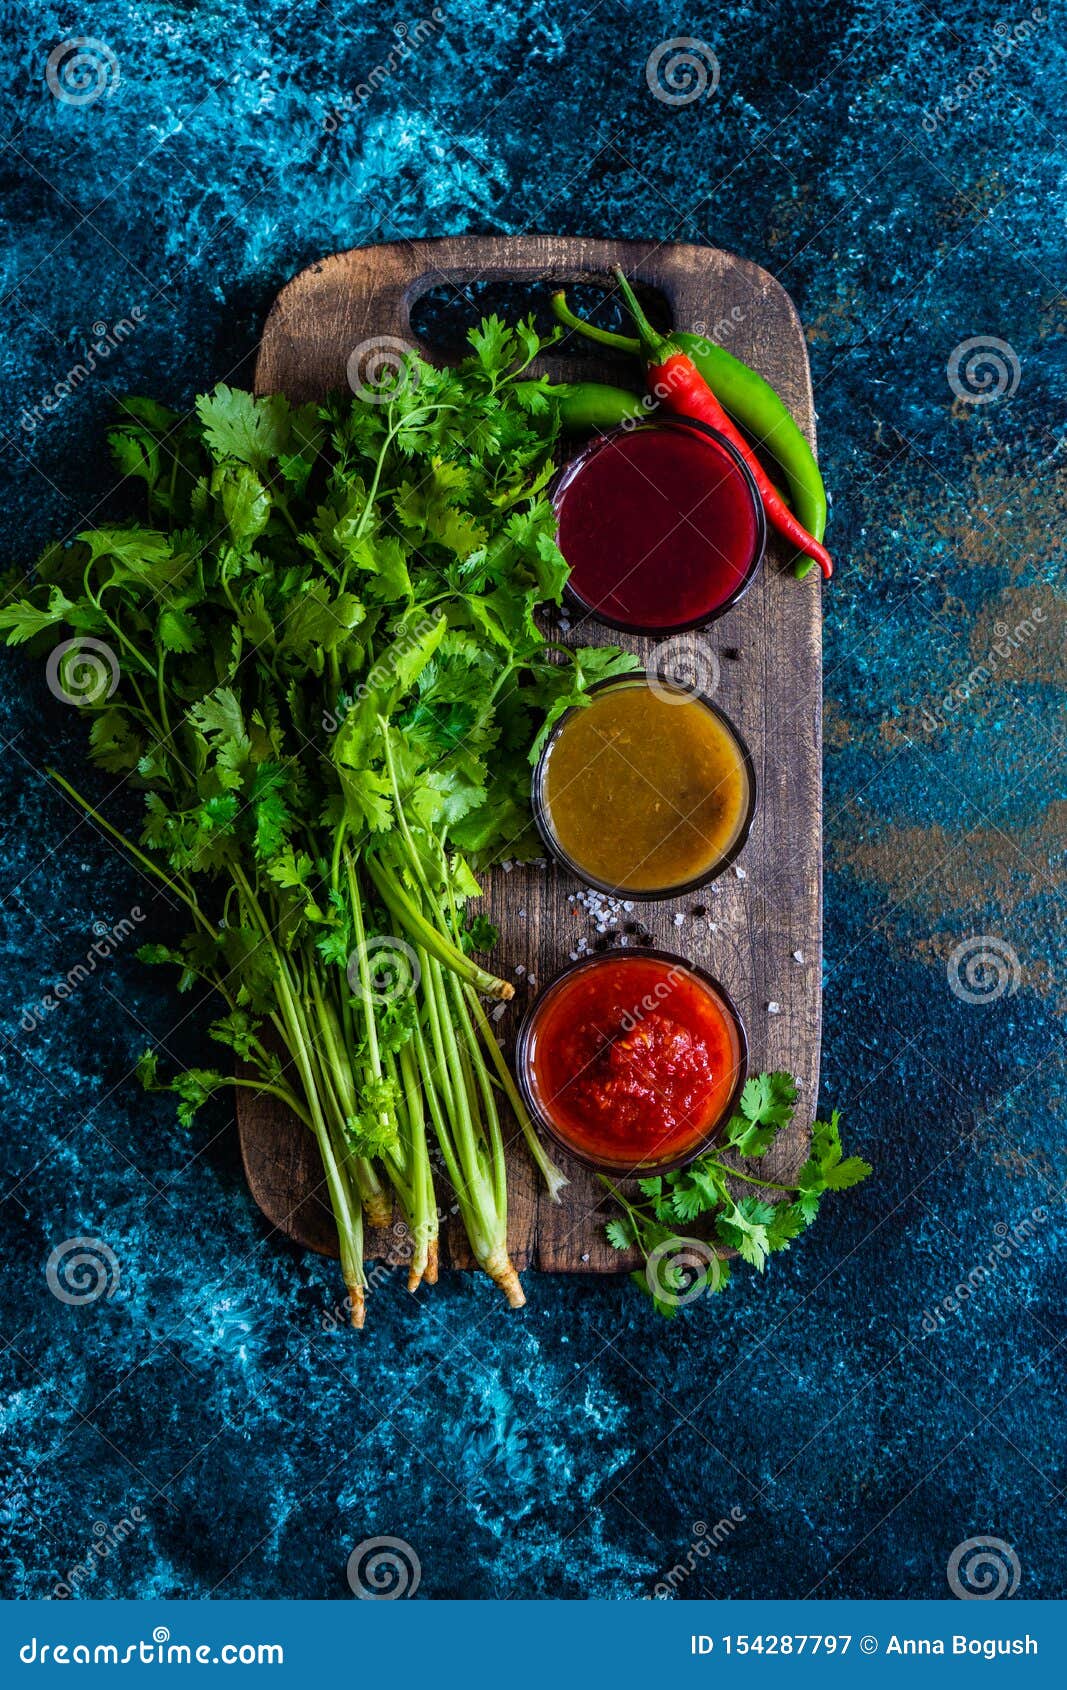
[517,950,747,1172]
[552,419,765,633]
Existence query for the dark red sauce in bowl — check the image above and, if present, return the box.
[553,419,766,634]
[516,949,748,1173]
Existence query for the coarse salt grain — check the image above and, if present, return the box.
[792,950,804,963]
[734,866,747,880]
[767,1001,780,1014]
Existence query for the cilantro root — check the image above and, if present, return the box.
[484,1245,526,1309]
[2,317,615,1320]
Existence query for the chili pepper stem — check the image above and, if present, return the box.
[551,290,641,354]
[612,267,668,359]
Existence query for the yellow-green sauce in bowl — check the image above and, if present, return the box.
[532,674,755,899]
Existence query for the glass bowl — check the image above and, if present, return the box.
[551,416,766,636]
[515,948,749,1174]
[531,672,756,901]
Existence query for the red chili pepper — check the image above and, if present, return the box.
[611,269,833,581]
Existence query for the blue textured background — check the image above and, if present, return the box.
[2,0,1064,1602]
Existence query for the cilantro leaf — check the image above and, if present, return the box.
[600,1076,870,1315]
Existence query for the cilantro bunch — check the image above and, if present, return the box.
[602,1073,871,1316]
[1,317,636,1326]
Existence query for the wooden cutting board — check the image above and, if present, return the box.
[241,235,823,1275]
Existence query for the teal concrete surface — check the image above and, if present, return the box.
[0,0,1063,1600]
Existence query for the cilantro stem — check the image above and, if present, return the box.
[397,1041,437,1287]
[363,853,513,1000]
[229,860,368,1307]
[46,769,220,942]
[447,969,507,1218]
[412,1008,461,1191]
[343,857,384,1078]
[465,985,569,1203]
[156,651,172,744]
[419,948,519,1296]
[226,1075,314,1128]
[705,1159,795,1194]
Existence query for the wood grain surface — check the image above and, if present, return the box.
[241,234,823,1274]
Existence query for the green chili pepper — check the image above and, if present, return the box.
[552,292,828,580]
[554,381,648,434]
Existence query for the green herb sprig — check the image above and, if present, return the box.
[601,1073,871,1316]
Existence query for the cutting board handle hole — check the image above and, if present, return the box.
[407,276,672,365]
